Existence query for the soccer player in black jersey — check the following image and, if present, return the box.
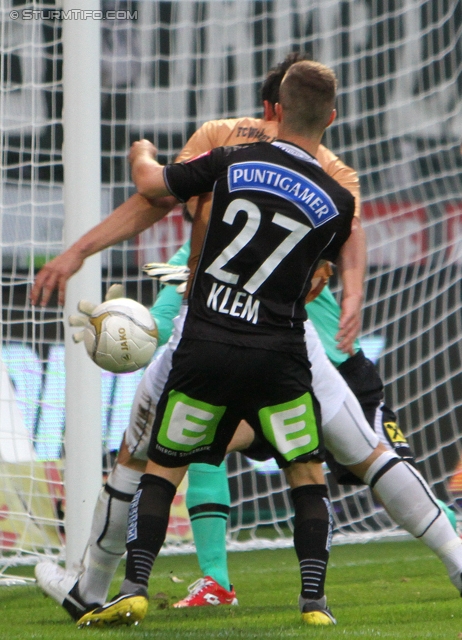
[33,54,462,628]
[77,60,352,627]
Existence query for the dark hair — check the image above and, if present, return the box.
[279,60,337,137]
[260,52,310,106]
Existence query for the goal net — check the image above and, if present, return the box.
[2,0,462,579]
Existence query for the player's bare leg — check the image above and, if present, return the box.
[227,420,255,451]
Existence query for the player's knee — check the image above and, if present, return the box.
[284,461,325,489]
[362,449,399,487]
[116,439,147,471]
[323,392,379,467]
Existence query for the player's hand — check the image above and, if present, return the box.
[30,248,85,307]
[143,262,190,293]
[129,139,158,166]
[68,284,124,343]
[335,292,363,355]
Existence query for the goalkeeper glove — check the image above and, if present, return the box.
[68,283,124,343]
[143,261,190,293]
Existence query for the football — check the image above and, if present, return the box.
[83,298,158,373]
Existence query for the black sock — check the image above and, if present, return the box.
[291,484,332,600]
[124,474,176,589]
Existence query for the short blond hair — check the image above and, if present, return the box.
[279,60,337,137]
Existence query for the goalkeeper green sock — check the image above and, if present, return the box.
[186,462,231,591]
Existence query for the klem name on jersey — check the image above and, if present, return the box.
[206,282,260,325]
[228,161,338,227]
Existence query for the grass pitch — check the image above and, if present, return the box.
[2,539,462,639]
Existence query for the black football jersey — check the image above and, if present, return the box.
[164,140,355,350]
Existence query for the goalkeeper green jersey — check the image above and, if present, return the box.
[307,286,360,367]
[150,240,360,367]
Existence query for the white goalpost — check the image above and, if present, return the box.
[1,0,462,581]
[61,0,102,573]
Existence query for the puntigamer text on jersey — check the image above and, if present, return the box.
[228,161,338,227]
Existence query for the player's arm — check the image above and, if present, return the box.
[335,216,367,354]
[129,139,173,200]
[131,138,220,205]
[30,192,175,307]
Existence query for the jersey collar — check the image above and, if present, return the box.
[272,139,321,168]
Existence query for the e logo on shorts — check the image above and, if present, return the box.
[158,390,226,452]
[258,393,319,461]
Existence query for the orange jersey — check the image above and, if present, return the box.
[174,117,360,293]
[176,117,360,213]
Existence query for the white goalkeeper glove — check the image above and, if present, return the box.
[143,262,190,294]
[68,283,124,343]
